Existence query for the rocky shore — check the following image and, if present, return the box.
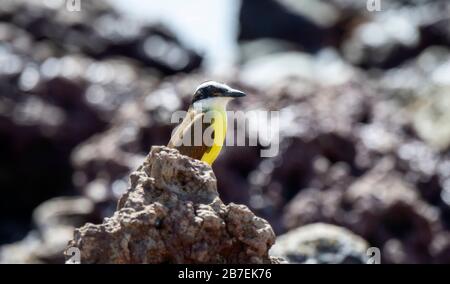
[1,0,449,263]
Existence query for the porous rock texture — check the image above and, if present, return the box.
[65,146,277,264]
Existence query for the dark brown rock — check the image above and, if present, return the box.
[66,146,277,264]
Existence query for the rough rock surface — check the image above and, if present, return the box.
[270,223,369,264]
[65,146,277,264]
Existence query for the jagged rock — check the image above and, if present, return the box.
[66,146,277,264]
[270,223,369,264]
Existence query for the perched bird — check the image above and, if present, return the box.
[168,81,246,165]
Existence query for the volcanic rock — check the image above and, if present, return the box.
[66,146,277,264]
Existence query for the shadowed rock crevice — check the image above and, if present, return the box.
[66,146,277,264]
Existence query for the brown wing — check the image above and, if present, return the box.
[168,110,214,161]
[168,108,198,147]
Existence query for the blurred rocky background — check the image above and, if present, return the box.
[0,0,449,264]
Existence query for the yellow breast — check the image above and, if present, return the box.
[201,108,227,165]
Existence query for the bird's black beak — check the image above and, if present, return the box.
[225,88,246,98]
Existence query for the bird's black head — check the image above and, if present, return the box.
[192,81,246,104]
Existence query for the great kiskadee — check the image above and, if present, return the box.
[168,81,246,165]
